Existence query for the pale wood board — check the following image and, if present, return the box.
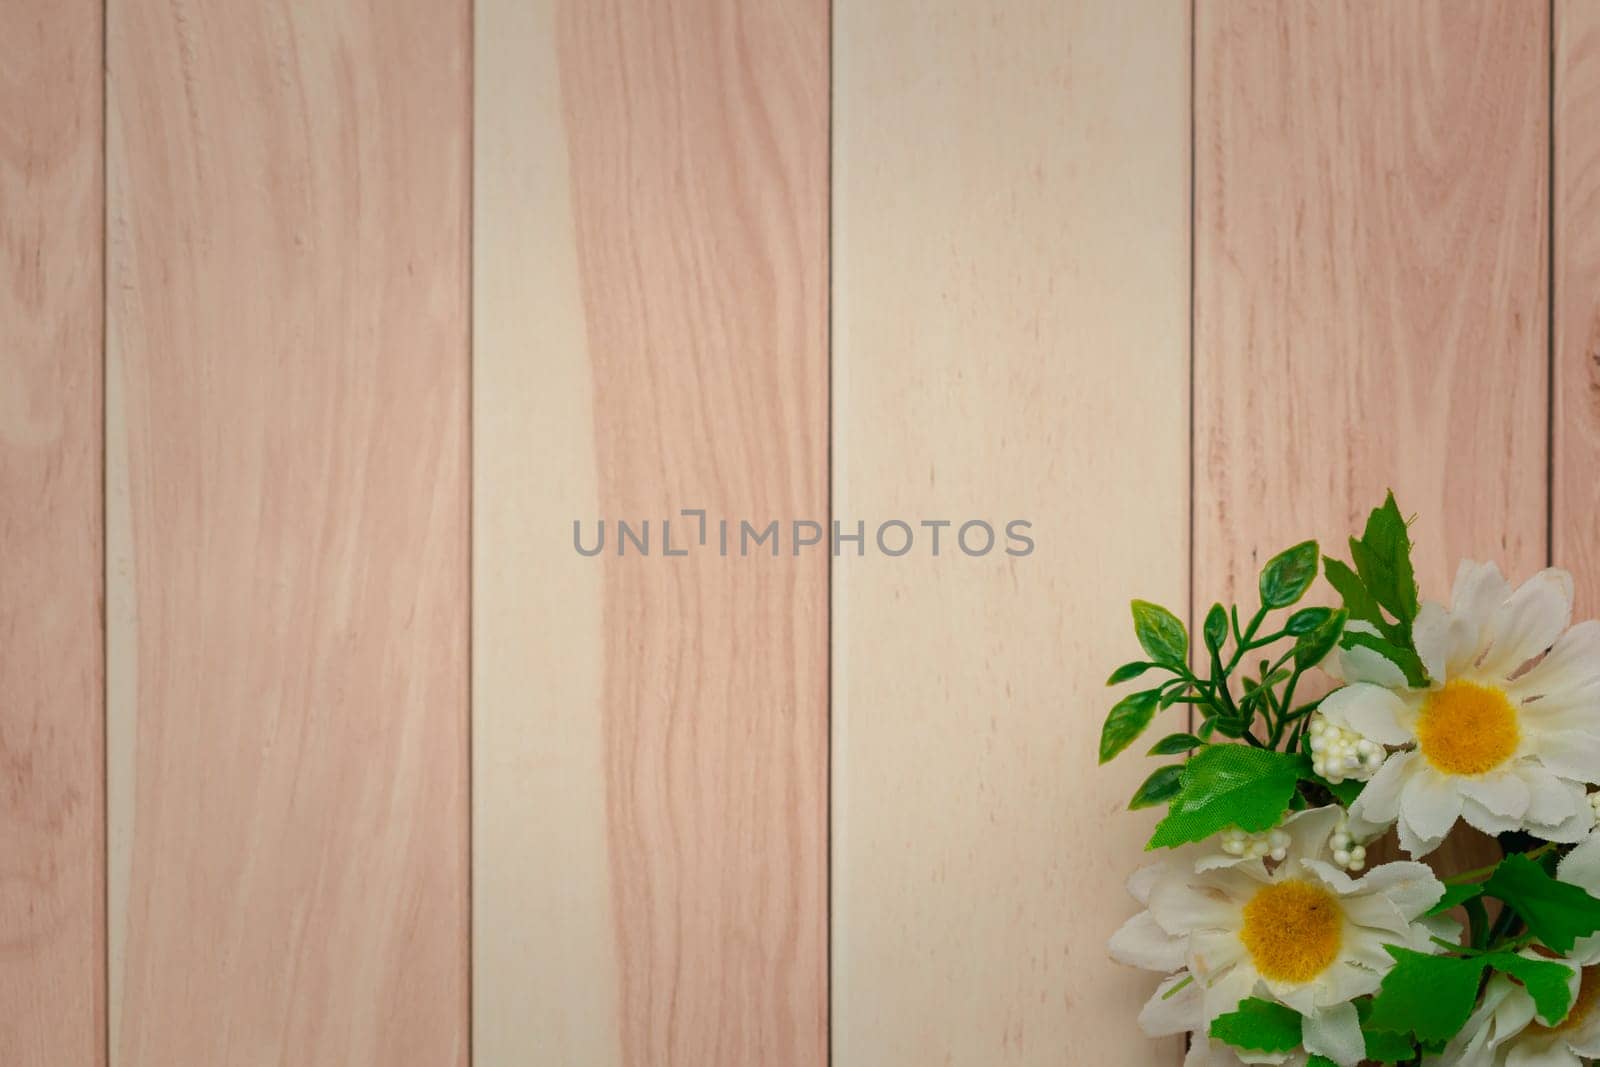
[105,3,470,1063]
[832,2,1190,1063]
[1195,1,1549,874]
[473,1,830,1064]
[1556,0,1600,612]
[0,1,104,1063]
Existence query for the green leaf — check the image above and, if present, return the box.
[1484,952,1575,1026]
[1339,628,1429,687]
[1148,746,1309,849]
[1106,661,1155,686]
[1428,882,1485,916]
[1129,764,1184,809]
[1357,998,1415,1063]
[1147,732,1205,756]
[1313,774,1365,807]
[1483,853,1600,953]
[1352,492,1419,626]
[1131,600,1188,667]
[1260,540,1321,609]
[1323,556,1385,629]
[1099,689,1163,764]
[1285,606,1334,635]
[1294,608,1347,670]
[1209,997,1302,1054]
[1366,948,1484,1044]
[1306,1058,1337,1067]
[1203,603,1228,655]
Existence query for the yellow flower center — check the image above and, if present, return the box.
[1540,966,1600,1033]
[1239,879,1343,983]
[1415,680,1521,776]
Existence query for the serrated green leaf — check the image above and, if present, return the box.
[1356,998,1415,1063]
[1323,556,1385,629]
[1132,600,1188,667]
[1295,608,1347,670]
[1366,948,1484,1044]
[1260,540,1321,609]
[1353,492,1419,625]
[1147,732,1205,756]
[1484,952,1575,1026]
[1483,853,1600,953]
[1100,689,1163,764]
[1339,629,1429,687]
[1148,746,1308,849]
[1106,660,1155,686]
[1286,606,1334,635]
[1204,603,1228,655]
[1129,764,1184,810]
[1428,883,1485,917]
[1209,997,1302,1053]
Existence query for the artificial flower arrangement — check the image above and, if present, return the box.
[1102,494,1600,1066]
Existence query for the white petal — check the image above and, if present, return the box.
[1111,910,1187,972]
[1350,749,1417,826]
[1347,859,1446,919]
[1302,1001,1364,1067]
[1523,767,1586,827]
[1279,806,1345,868]
[1512,619,1600,698]
[1138,971,1204,1037]
[1191,927,1248,979]
[1412,600,1455,686]
[1452,560,1513,637]
[1481,569,1576,679]
[1150,878,1242,938]
[1200,965,1261,1025]
[1529,731,1600,784]
[1312,962,1382,1007]
[1462,796,1526,836]
[1557,831,1600,896]
[1504,1035,1582,1067]
[1400,765,1464,844]
[1328,621,1410,688]
[1459,770,1533,819]
[1319,684,1412,746]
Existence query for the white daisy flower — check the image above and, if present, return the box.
[1320,562,1600,857]
[1437,834,1600,1066]
[1110,806,1452,1067]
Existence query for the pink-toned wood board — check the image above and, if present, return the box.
[0,1,105,1064]
[105,3,470,1063]
[473,0,830,1064]
[1195,0,1549,873]
[1556,0,1600,611]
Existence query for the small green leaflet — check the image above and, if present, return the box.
[1106,661,1155,685]
[1099,689,1162,764]
[1484,952,1575,1026]
[1483,853,1600,953]
[1294,608,1347,671]
[1147,747,1309,849]
[1147,732,1204,756]
[1209,998,1301,1053]
[1339,628,1428,688]
[1285,605,1334,635]
[1323,557,1384,630]
[1203,602,1228,654]
[1128,764,1184,810]
[1365,949,1484,1044]
[1259,540,1320,609]
[1131,600,1188,666]
[1352,493,1419,626]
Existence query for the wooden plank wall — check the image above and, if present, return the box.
[105,3,470,1064]
[1195,0,1550,875]
[830,3,1190,1065]
[473,2,830,1065]
[0,2,104,1064]
[1,2,1596,1065]
[1556,0,1600,611]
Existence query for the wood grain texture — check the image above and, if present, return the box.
[0,1,104,1063]
[1195,0,1549,872]
[105,3,469,1063]
[473,1,829,1064]
[832,3,1190,1064]
[1555,0,1600,612]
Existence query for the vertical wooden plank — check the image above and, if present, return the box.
[1195,1,1548,873]
[105,3,469,1064]
[832,3,1190,1064]
[0,2,104,1064]
[473,2,829,1065]
[1556,0,1600,609]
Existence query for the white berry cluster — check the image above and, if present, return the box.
[1219,825,1291,862]
[1329,814,1368,872]
[1307,713,1384,784]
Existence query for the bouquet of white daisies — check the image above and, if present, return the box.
[1102,494,1600,1066]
